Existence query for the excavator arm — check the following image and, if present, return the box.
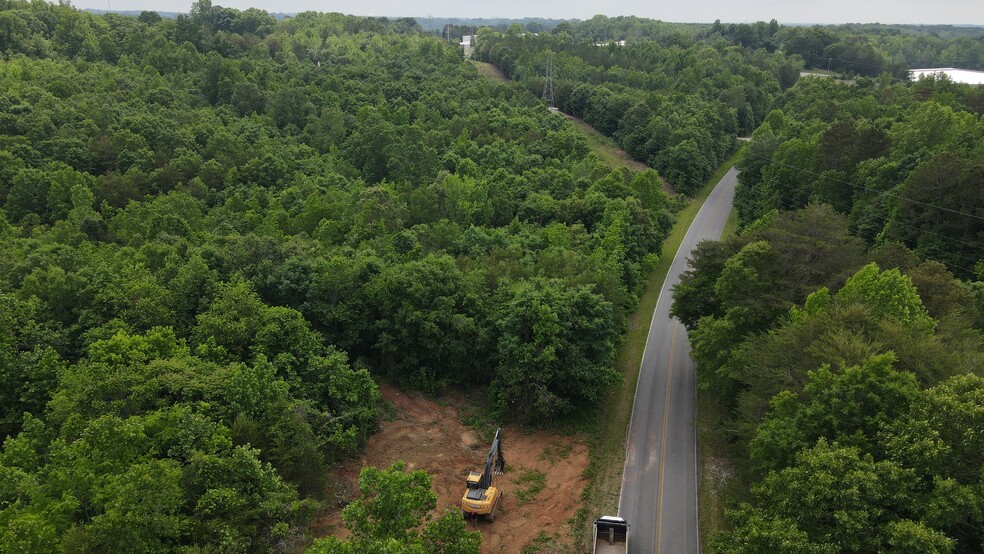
[478,428,505,489]
[462,428,505,520]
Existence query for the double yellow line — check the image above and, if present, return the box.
[651,170,735,553]
[653,322,680,553]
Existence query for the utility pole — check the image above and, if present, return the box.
[542,56,556,109]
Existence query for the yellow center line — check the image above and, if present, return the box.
[654,322,679,554]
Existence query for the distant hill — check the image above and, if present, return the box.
[79,10,984,39]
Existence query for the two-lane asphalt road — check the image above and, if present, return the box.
[619,167,739,553]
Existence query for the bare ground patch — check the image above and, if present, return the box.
[314,385,589,553]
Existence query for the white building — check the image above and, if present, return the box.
[910,68,984,85]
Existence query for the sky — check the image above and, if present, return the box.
[79,0,984,25]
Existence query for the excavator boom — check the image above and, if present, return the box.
[479,428,505,489]
[461,428,505,521]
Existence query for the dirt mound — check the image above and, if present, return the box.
[315,385,590,552]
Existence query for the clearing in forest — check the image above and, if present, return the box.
[556,112,653,177]
[316,385,590,553]
[473,61,662,181]
[472,60,510,82]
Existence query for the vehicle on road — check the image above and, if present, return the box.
[593,516,629,553]
[461,428,505,521]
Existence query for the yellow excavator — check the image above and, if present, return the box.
[461,428,505,521]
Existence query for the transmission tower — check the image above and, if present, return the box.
[542,56,556,109]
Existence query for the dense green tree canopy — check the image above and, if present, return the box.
[675,69,983,552]
[0,2,684,549]
[474,28,794,193]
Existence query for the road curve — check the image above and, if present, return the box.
[619,167,739,554]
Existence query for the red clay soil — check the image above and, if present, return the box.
[313,384,590,553]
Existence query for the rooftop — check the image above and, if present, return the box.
[910,68,984,85]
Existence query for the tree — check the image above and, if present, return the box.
[309,462,480,553]
[194,278,268,360]
[731,440,950,553]
[269,86,315,130]
[81,459,187,552]
[366,254,484,392]
[344,462,436,542]
[491,278,619,422]
[137,11,162,25]
[749,353,920,471]
[0,295,65,439]
[885,153,984,280]
[836,263,935,331]
[671,239,735,329]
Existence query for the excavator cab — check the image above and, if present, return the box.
[461,428,505,521]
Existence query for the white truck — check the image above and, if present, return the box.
[593,516,629,554]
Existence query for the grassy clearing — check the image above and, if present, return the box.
[515,469,548,505]
[539,440,574,465]
[521,531,563,553]
[471,60,509,82]
[557,113,650,174]
[471,61,649,177]
[721,198,740,238]
[580,147,744,548]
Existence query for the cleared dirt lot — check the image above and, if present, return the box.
[315,385,590,553]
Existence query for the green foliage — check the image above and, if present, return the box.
[309,462,480,553]
[749,353,920,472]
[366,254,483,392]
[343,462,436,542]
[728,440,948,553]
[836,263,935,331]
[515,468,548,504]
[734,76,984,279]
[713,510,831,553]
[0,3,686,549]
[678,121,983,552]
[474,30,789,193]
[491,278,620,423]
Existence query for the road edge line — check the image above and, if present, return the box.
[616,165,737,517]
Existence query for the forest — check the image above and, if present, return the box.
[474,26,797,194]
[672,68,984,553]
[1,1,982,551]
[477,15,984,78]
[0,1,678,550]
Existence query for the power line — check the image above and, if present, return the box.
[738,145,984,223]
[766,189,981,277]
[476,49,983,274]
[542,55,556,109]
[477,47,984,230]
